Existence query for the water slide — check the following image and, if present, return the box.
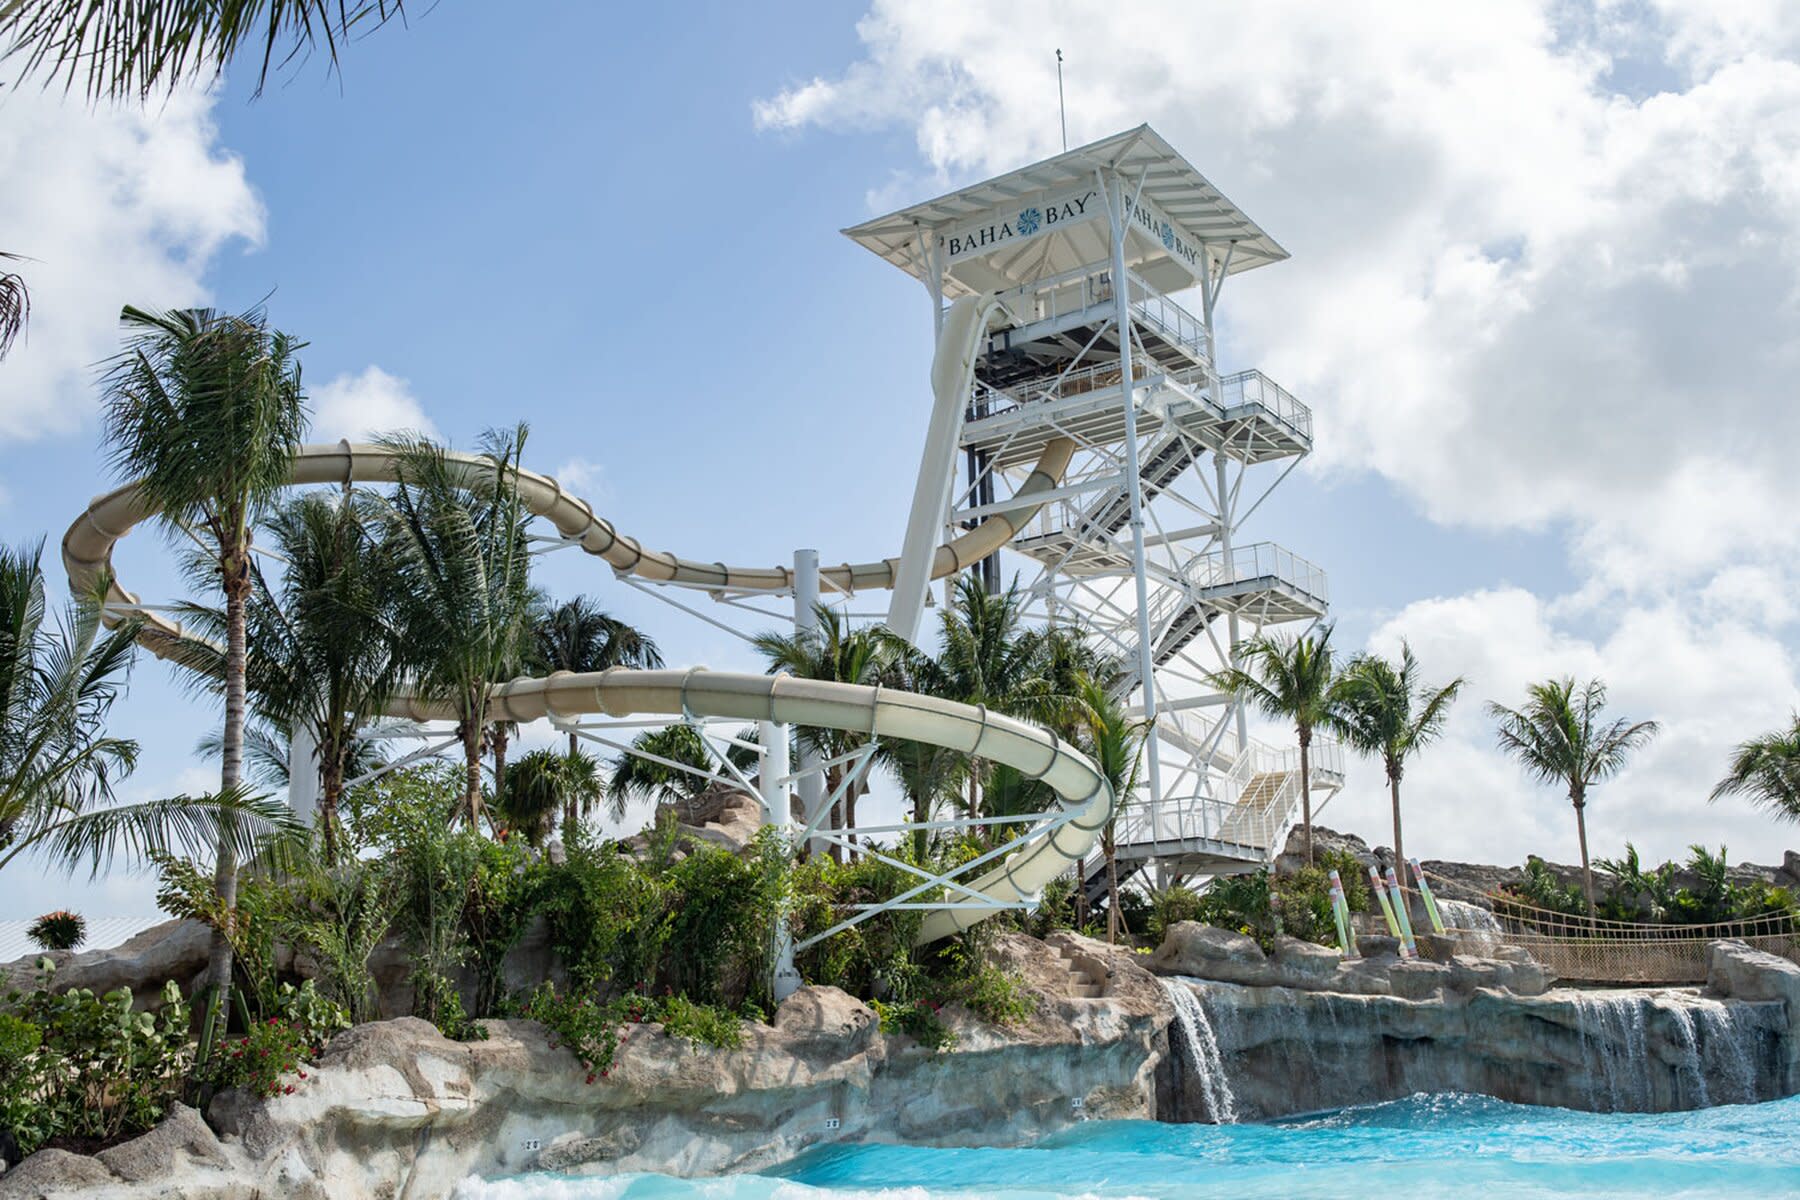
[61,296,1107,944]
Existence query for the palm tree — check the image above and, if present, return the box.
[375,425,536,830]
[99,303,307,1024]
[169,492,406,863]
[606,724,711,823]
[1209,625,1338,865]
[1488,677,1659,917]
[0,252,27,360]
[1710,715,1800,826]
[753,604,893,860]
[532,595,663,759]
[497,748,600,846]
[1,0,410,100]
[1331,643,1464,871]
[1069,674,1148,944]
[0,540,297,875]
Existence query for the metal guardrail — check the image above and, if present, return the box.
[1187,541,1329,605]
[1217,369,1312,440]
[1111,733,1345,856]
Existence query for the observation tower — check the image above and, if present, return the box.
[846,125,1342,894]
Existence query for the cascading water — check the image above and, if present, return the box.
[1693,1002,1761,1104]
[1162,979,1237,1124]
[1572,993,1652,1111]
[1436,898,1503,955]
[1663,1002,1711,1108]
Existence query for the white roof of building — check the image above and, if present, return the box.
[0,915,166,967]
[843,124,1287,299]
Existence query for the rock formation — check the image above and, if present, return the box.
[0,933,1169,1199]
[1150,923,1799,1122]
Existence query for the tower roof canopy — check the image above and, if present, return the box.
[842,125,1286,299]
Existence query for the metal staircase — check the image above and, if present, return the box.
[840,125,1344,910]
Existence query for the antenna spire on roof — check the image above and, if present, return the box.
[1056,49,1068,152]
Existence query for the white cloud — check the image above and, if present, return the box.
[0,85,263,443]
[1325,587,1800,869]
[309,365,438,442]
[755,1,1800,592]
[553,458,609,502]
[758,5,1800,868]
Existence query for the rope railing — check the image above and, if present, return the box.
[1403,866,1800,984]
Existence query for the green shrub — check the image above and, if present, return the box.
[919,939,1035,1027]
[1317,849,1372,913]
[285,856,399,1024]
[512,984,626,1082]
[462,837,547,1017]
[27,911,86,952]
[871,997,956,1051]
[2,964,193,1154]
[1192,870,1275,947]
[1145,885,1203,946]
[199,1017,316,1099]
[1025,874,1076,938]
[1495,856,1588,925]
[654,992,744,1050]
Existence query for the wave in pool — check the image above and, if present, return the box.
[454,1092,1800,1200]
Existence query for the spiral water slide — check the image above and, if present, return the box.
[62,296,1107,943]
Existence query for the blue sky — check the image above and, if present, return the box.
[4,1,1799,921]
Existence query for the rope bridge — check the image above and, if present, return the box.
[1420,870,1800,986]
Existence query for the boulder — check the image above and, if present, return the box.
[1270,937,1342,987]
[1356,934,1401,960]
[0,1149,117,1198]
[0,920,211,1007]
[94,1104,228,1183]
[1386,960,1449,1001]
[1149,922,1268,984]
[1707,939,1800,1012]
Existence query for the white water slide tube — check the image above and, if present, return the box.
[61,296,1104,944]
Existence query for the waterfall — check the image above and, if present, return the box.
[1693,1002,1760,1104]
[1664,1002,1710,1108]
[1163,980,1238,1124]
[1572,993,1651,1111]
[1436,898,1503,955]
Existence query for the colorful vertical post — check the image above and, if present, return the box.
[1328,868,1355,957]
[1367,865,1406,955]
[1411,858,1446,935]
[1385,866,1418,958]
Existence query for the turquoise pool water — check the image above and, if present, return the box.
[456,1093,1800,1199]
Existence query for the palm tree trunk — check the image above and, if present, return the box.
[1572,790,1596,920]
[461,717,484,830]
[320,749,343,867]
[1298,725,1314,866]
[492,725,510,799]
[206,544,249,1020]
[1105,836,1120,944]
[1074,860,1089,933]
[1388,767,1404,878]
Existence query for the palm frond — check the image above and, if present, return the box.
[2,786,304,878]
[0,251,29,359]
[0,0,409,100]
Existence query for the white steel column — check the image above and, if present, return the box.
[793,548,827,859]
[287,721,320,826]
[762,717,802,1003]
[1109,172,1163,803]
[1215,453,1249,751]
[1201,262,1250,754]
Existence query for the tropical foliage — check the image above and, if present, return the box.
[1710,714,1800,826]
[1209,625,1338,864]
[0,0,411,100]
[1331,643,1463,872]
[1488,677,1659,916]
